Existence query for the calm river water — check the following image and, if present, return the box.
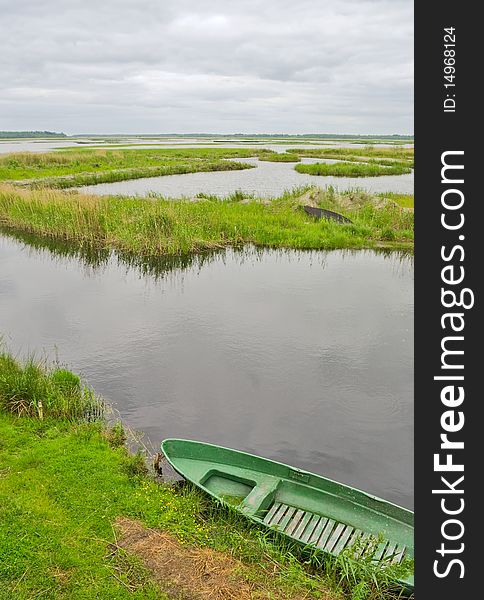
[0,231,413,508]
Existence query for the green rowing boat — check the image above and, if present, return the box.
[161,438,414,591]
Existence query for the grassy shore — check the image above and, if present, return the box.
[27,160,253,190]
[0,148,262,189]
[0,145,414,190]
[288,147,414,163]
[0,353,413,599]
[0,354,328,599]
[0,147,414,253]
[258,152,301,162]
[0,185,414,254]
[287,146,413,178]
[295,162,411,177]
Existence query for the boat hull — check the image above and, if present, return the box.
[161,438,414,591]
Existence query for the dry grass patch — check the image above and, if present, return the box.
[114,517,335,600]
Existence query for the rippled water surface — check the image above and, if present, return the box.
[0,232,414,507]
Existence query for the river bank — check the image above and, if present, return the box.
[0,353,412,599]
[0,185,413,254]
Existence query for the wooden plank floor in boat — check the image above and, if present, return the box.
[263,502,406,564]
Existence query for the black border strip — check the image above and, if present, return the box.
[415,4,479,596]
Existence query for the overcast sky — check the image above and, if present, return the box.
[0,0,413,135]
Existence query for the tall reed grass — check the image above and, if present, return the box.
[290,146,414,161]
[0,352,103,420]
[295,162,411,177]
[0,184,414,254]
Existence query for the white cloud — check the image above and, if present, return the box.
[0,0,413,134]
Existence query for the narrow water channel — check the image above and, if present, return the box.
[0,231,414,508]
[80,157,414,197]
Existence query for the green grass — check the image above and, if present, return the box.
[288,146,413,178]
[0,185,414,253]
[288,146,414,163]
[0,412,166,599]
[0,353,413,599]
[377,193,414,209]
[258,152,301,162]
[294,162,411,177]
[0,148,261,189]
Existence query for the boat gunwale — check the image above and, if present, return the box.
[161,438,413,523]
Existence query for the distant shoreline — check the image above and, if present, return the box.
[1,131,413,141]
[0,131,67,139]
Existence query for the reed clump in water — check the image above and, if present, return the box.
[258,152,301,162]
[289,145,414,163]
[289,145,413,177]
[295,162,411,177]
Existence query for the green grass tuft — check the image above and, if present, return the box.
[0,353,103,420]
[288,146,414,163]
[258,152,301,163]
[295,162,411,177]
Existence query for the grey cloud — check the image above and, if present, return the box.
[0,0,413,134]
